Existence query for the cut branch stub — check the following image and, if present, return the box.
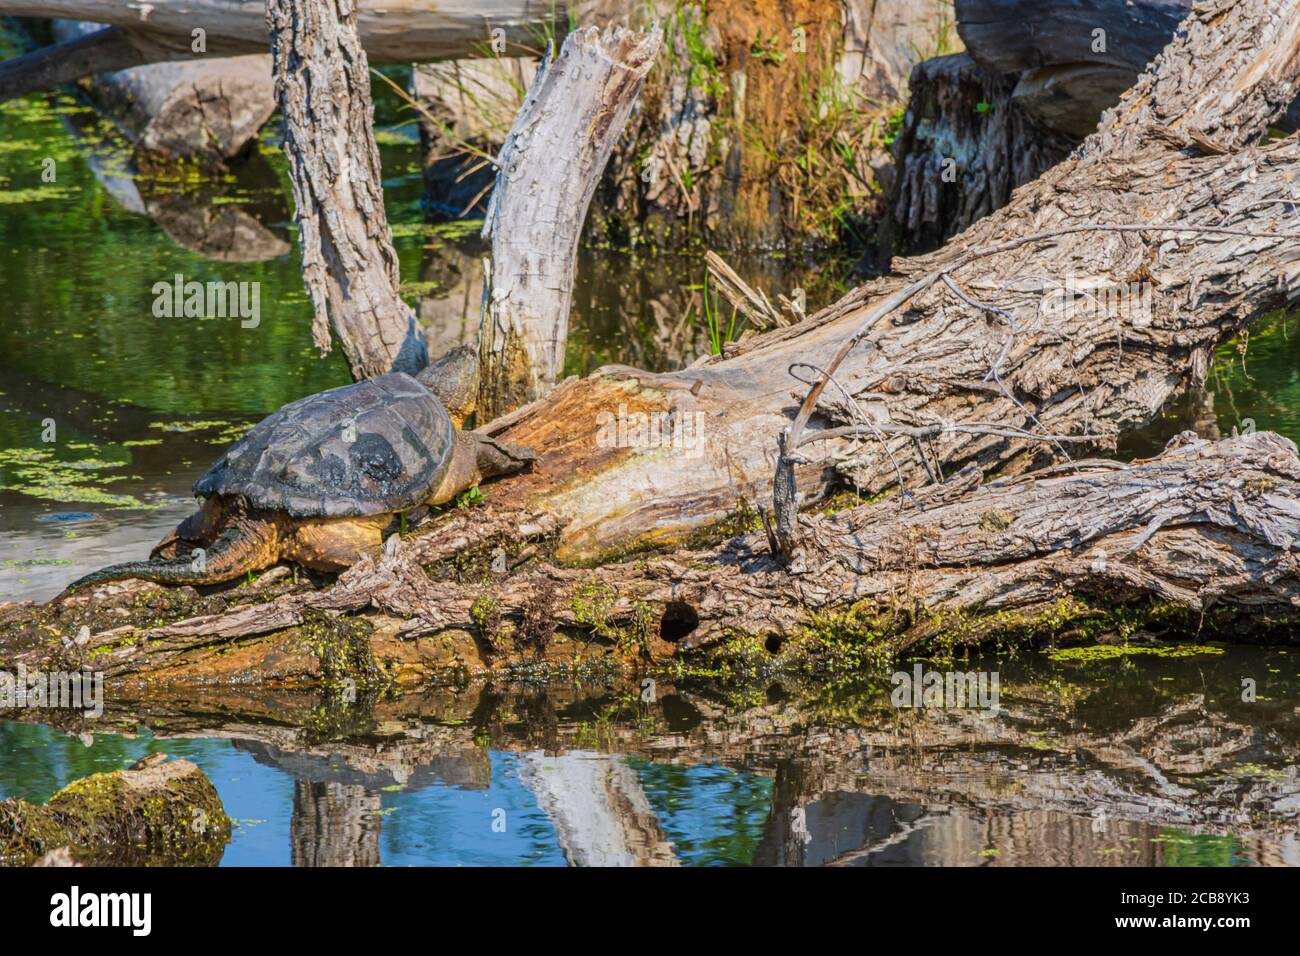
[266,0,426,380]
[477,24,660,422]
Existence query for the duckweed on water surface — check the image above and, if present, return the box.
[1046,644,1226,664]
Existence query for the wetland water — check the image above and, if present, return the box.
[3,649,1299,866]
[2,48,1300,866]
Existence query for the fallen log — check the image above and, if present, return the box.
[0,755,231,866]
[51,20,275,165]
[10,431,1300,685]
[0,1,591,103]
[411,0,1300,563]
[478,25,660,419]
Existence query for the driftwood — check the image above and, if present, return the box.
[399,0,1300,564]
[51,21,274,165]
[267,0,426,379]
[478,25,660,420]
[13,430,1300,685]
[8,0,1300,686]
[0,756,231,866]
[0,1,610,102]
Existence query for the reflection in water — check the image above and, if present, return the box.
[2,648,1298,866]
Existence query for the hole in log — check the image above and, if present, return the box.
[764,634,783,655]
[659,601,699,642]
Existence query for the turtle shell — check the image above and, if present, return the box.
[194,373,454,518]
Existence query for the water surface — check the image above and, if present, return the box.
[3,648,1298,866]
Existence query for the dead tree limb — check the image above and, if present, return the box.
[266,0,426,379]
[0,25,147,102]
[478,25,660,420]
[50,21,275,165]
[17,431,1300,683]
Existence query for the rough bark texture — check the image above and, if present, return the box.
[388,0,1300,563]
[883,52,1074,253]
[51,21,275,165]
[12,431,1300,685]
[0,757,231,866]
[266,0,426,379]
[478,25,660,420]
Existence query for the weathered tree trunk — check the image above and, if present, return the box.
[883,52,1073,253]
[407,0,1300,563]
[6,0,1300,685]
[266,0,426,379]
[0,757,231,866]
[955,0,1300,137]
[478,25,659,420]
[51,20,275,165]
[15,430,1300,683]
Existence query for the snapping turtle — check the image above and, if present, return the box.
[68,348,537,590]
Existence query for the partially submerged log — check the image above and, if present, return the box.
[0,756,231,866]
[10,0,1300,686]
[10,431,1300,685]
[52,20,274,165]
[478,25,660,419]
[267,0,426,378]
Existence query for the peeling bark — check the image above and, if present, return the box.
[266,0,426,379]
[416,0,1300,561]
[16,431,1300,685]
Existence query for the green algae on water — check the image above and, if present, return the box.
[1046,643,1226,664]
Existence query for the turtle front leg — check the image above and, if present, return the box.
[284,516,387,572]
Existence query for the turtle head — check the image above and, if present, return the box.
[416,345,479,428]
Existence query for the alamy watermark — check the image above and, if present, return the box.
[1,664,103,718]
[152,274,260,328]
[890,664,1000,715]
[596,402,707,458]
[1040,275,1153,328]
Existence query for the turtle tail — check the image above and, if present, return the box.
[63,516,279,593]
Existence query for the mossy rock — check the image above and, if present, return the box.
[0,755,231,866]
